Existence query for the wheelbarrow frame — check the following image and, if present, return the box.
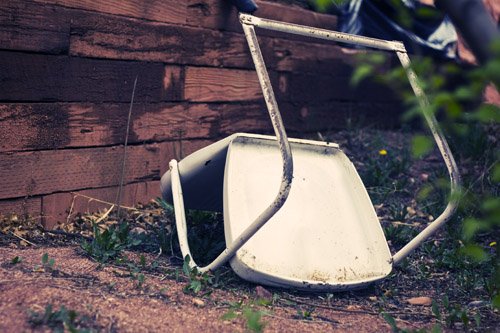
[168,11,461,280]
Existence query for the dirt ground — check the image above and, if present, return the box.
[0,245,432,332]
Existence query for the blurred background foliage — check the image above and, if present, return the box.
[308,0,499,307]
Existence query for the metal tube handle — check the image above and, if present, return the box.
[391,52,461,265]
[170,14,294,274]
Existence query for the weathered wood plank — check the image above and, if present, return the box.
[271,38,362,74]
[282,71,401,103]
[68,10,262,69]
[278,101,402,131]
[184,67,263,102]
[39,137,213,228]
[218,101,401,135]
[0,102,225,152]
[65,5,355,75]
[0,144,162,200]
[0,197,42,219]
[41,180,160,228]
[0,138,215,201]
[33,0,186,25]
[0,1,70,54]
[0,51,174,102]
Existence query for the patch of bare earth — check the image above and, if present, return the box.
[0,245,425,332]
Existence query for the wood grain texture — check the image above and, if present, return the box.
[41,181,160,228]
[0,51,172,102]
[0,102,239,152]
[33,0,186,25]
[68,8,355,74]
[0,138,215,200]
[282,71,401,103]
[0,1,70,54]
[0,144,162,200]
[184,67,263,102]
[68,10,262,68]
[40,138,213,228]
[0,197,42,218]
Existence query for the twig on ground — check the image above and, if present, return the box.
[70,193,137,211]
[281,295,434,318]
[10,232,37,246]
[43,229,91,240]
[95,205,115,224]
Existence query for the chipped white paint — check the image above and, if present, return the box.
[160,11,461,290]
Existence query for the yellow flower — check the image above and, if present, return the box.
[379,149,388,156]
[490,241,497,247]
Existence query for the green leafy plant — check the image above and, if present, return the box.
[34,253,55,272]
[222,301,268,333]
[28,304,92,333]
[351,39,500,309]
[182,255,217,294]
[81,222,141,263]
[242,307,267,333]
[10,256,22,265]
[42,253,55,269]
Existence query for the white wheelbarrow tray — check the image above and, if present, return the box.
[162,133,392,290]
[160,12,460,291]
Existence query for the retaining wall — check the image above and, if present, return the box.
[0,0,401,227]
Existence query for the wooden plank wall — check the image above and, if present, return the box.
[0,0,401,227]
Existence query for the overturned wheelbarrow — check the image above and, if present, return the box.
[160,0,460,291]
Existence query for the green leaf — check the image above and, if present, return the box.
[351,64,373,86]
[454,86,475,100]
[11,256,22,264]
[48,258,55,268]
[42,253,49,265]
[431,323,443,333]
[411,135,433,158]
[183,255,192,276]
[461,244,488,262]
[462,218,482,241]
[431,300,441,320]
[475,104,500,123]
[221,310,238,321]
[482,197,500,213]
[493,163,500,183]
[243,307,266,333]
[493,294,500,309]
[381,312,399,332]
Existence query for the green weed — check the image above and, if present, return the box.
[182,255,218,295]
[81,222,141,263]
[28,304,93,333]
[222,301,268,333]
[34,253,55,272]
[10,256,22,265]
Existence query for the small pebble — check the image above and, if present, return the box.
[255,285,272,301]
[192,298,205,307]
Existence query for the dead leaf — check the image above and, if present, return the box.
[407,296,432,306]
[347,305,361,310]
[406,207,417,217]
